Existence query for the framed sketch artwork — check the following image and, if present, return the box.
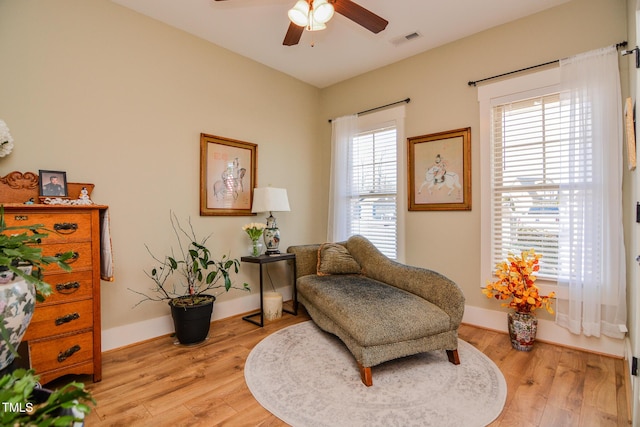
[408,127,471,211]
[200,133,257,216]
[38,170,68,197]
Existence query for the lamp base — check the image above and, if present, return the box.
[263,223,281,255]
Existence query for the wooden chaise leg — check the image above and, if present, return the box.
[357,362,373,387]
[446,349,460,365]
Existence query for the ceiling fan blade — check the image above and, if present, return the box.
[332,0,388,34]
[283,22,304,46]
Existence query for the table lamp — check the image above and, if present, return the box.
[251,187,290,255]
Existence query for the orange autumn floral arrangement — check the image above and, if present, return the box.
[482,249,555,314]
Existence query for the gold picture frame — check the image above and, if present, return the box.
[408,127,471,211]
[200,133,257,216]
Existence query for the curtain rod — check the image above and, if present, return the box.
[467,41,628,87]
[328,98,410,123]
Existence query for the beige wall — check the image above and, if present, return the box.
[0,0,324,332]
[320,0,629,321]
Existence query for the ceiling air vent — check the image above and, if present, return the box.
[390,31,422,46]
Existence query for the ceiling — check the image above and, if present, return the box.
[110,0,569,88]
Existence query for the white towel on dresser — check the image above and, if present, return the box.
[99,208,114,281]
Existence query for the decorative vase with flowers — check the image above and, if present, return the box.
[482,249,555,351]
[243,222,266,257]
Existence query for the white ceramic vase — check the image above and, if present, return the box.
[0,276,36,370]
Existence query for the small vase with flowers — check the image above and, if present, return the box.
[482,249,555,351]
[243,222,266,257]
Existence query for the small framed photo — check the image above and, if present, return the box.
[408,127,471,211]
[200,133,257,216]
[39,170,68,197]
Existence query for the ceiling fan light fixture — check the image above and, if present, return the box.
[288,0,310,27]
[307,15,327,31]
[282,0,387,46]
[312,0,334,24]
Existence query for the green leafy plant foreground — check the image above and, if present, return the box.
[0,369,94,426]
[0,206,74,301]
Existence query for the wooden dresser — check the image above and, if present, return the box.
[1,172,108,384]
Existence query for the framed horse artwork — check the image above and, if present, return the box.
[200,133,257,216]
[408,127,471,211]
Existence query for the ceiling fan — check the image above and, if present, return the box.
[214,0,389,46]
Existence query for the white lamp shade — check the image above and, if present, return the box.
[312,0,334,23]
[252,187,291,213]
[288,0,309,27]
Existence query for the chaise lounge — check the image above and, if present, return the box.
[287,235,465,386]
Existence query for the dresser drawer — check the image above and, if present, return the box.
[38,270,93,305]
[2,204,105,384]
[41,242,93,273]
[4,211,92,244]
[28,331,93,373]
[25,299,93,340]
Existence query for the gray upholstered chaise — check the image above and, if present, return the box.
[287,235,465,386]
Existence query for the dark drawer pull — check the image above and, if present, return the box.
[55,251,79,263]
[57,344,81,363]
[55,281,80,293]
[55,312,80,326]
[53,223,78,234]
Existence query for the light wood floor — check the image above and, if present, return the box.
[50,306,629,426]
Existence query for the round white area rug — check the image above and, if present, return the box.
[245,321,506,427]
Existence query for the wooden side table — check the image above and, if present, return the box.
[240,253,297,327]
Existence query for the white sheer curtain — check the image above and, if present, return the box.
[556,46,627,339]
[327,114,358,242]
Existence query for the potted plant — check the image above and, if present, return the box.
[0,205,74,370]
[481,249,555,351]
[132,212,249,345]
[0,368,93,426]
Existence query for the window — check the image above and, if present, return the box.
[349,126,397,258]
[328,105,405,261]
[479,68,561,285]
[481,49,626,339]
[490,94,561,279]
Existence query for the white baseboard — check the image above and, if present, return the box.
[102,286,293,352]
[463,305,625,357]
[104,297,623,356]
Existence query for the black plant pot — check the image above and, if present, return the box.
[29,387,85,425]
[169,295,215,345]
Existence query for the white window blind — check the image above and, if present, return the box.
[349,126,397,259]
[490,93,561,279]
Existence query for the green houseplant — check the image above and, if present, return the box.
[0,368,93,426]
[0,206,74,300]
[132,212,249,344]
